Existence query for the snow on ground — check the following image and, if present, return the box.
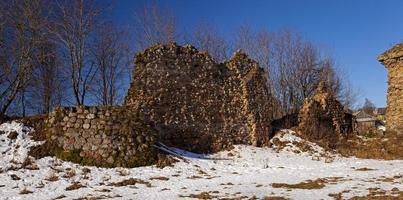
[0,122,402,200]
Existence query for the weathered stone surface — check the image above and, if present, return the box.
[124,43,274,153]
[378,44,403,133]
[297,82,355,147]
[44,106,158,168]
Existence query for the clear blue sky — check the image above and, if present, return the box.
[109,0,403,107]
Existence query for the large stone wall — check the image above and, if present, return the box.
[378,44,403,132]
[45,106,157,168]
[125,43,273,153]
[297,82,355,146]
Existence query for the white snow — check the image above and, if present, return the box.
[0,121,402,200]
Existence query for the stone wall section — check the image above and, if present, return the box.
[45,106,157,167]
[378,44,403,132]
[124,43,273,152]
[297,82,355,146]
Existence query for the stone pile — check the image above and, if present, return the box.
[125,43,274,153]
[378,44,403,133]
[297,82,355,146]
[45,106,157,168]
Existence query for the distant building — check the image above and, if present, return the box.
[354,110,377,131]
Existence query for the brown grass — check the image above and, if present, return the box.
[355,167,375,171]
[271,179,327,190]
[179,192,217,199]
[45,174,60,182]
[263,197,289,200]
[66,182,85,191]
[149,176,169,181]
[107,178,151,187]
[19,188,33,194]
[336,130,403,160]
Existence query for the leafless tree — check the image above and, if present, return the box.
[50,0,101,106]
[191,21,229,62]
[27,38,65,114]
[133,1,177,50]
[90,23,131,105]
[0,0,48,118]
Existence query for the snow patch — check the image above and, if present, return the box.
[0,121,43,171]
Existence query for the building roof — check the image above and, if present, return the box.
[378,43,403,64]
[375,107,386,115]
[354,110,377,122]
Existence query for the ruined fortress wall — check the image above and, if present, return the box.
[45,106,157,167]
[124,43,273,152]
[378,44,403,132]
[297,82,354,146]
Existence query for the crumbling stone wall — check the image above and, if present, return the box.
[297,82,354,146]
[45,106,157,168]
[378,44,403,132]
[124,43,273,153]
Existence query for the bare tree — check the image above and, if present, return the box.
[50,0,101,105]
[362,98,376,114]
[133,1,177,50]
[27,38,65,114]
[0,0,48,118]
[90,23,131,105]
[191,21,228,62]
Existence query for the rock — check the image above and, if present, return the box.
[83,124,90,129]
[86,113,95,119]
[136,135,144,143]
[7,131,18,140]
[106,156,114,164]
[0,130,5,135]
[69,117,77,123]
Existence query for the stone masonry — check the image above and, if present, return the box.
[125,43,274,153]
[45,106,157,168]
[378,44,403,132]
[297,82,355,147]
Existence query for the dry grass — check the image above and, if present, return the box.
[45,173,60,182]
[336,130,403,160]
[178,192,217,199]
[107,178,151,187]
[263,197,289,200]
[19,188,33,194]
[66,182,85,191]
[270,178,338,190]
[355,167,375,171]
[149,176,169,181]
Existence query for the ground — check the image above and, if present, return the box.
[0,122,402,200]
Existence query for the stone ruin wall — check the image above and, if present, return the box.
[45,106,157,168]
[297,82,355,146]
[378,44,403,133]
[124,43,273,153]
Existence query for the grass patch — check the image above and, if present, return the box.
[66,182,85,191]
[107,178,151,187]
[271,179,325,190]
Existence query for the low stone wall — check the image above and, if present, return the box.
[45,106,157,168]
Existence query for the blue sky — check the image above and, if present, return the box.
[110,0,403,107]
